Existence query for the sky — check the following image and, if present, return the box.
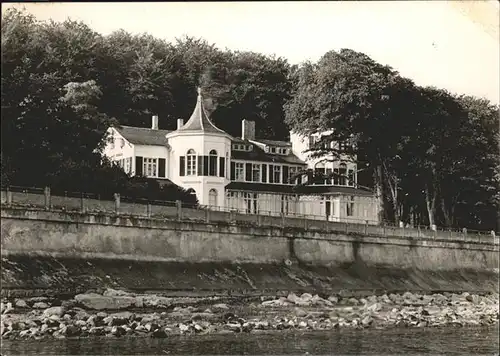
[3,1,499,104]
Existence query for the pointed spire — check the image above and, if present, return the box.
[176,87,225,134]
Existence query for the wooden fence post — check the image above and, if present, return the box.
[114,193,120,214]
[44,187,51,210]
[80,193,86,213]
[176,200,182,221]
[6,186,12,206]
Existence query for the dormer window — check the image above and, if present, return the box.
[232,144,252,151]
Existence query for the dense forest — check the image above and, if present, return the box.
[1,9,499,230]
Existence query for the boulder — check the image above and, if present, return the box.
[143,296,171,308]
[287,293,300,304]
[103,289,132,297]
[300,293,313,302]
[295,308,307,317]
[365,302,382,313]
[74,293,135,310]
[466,294,479,304]
[43,306,66,318]
[347,298,359,306]
[108,312,135,326]
[151,328,167,338]
[328,296,339,304]
[193,323,204,332]
[110,325,126,337]
[58,298,76,308]
[261,300,276,307]
[2,302,14,315]
[33,302,50,309]
[212,303,229,310]
[15,299,28,308]
[361,316,373,327]
[226,322,242,332]
[61,325,81,337]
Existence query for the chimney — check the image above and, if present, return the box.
[177,119,184,130]
[241,119,255,140]
[151,115,159,130]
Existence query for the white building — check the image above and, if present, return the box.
[102,88,380,224]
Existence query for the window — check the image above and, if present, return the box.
[281,195,290,214]
[270,147,276,153]
[186,149,196,176]
[326,168,332,185]
[124,157,132,174]
[143,158,157,177]
[273,165,281,183]
[235,162,244,181]
[209,150,218,176]
[348,169,355,186]
[333,168,339,185]
[314,162,326,185]
[252,164,261,182]
[244,192,258,214]
[325,200,332,217]
[209,189,218,207]
[339,163,347,186]
[339,140,352,152]
[288,166,297,184]
[347,196,355,216]
[232,144,251,151]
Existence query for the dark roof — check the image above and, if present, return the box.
[225,182,375,196]
[176,88,226,134]
[294,185,375,196]
[231,142,306,165]
[115,126,171,146]
[226,182,296,194]
[253,139,291,147]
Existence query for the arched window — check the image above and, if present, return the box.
[209,149,218,176]
[339,163,347,186]
[209,188,218,207]
[314,161,326,185]
[186,149,197,176]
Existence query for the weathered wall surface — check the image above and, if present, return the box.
[1,207,498,297]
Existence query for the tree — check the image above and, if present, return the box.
[284,49,415,224]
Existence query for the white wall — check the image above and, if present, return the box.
[167,132,231,206]
[102,128,135,173]
[290,131,359,185]
[134,145,169,177]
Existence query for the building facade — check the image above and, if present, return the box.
[102,89,380,224]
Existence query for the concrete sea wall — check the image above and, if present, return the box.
[1,206,498,297]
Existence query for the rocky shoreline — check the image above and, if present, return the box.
[1,289,498,340]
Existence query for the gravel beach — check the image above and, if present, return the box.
[1,289,498,340]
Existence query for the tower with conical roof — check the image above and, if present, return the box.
[165,88,232,207]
